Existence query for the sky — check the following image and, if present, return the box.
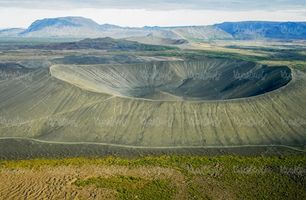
[0,0,306,28]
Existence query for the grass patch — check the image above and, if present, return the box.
[1,155,305,199]
[1,155,306,169]
[74,175,176,200]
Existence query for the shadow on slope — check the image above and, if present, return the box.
[51,58,292,101]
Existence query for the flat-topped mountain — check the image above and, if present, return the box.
[20,16,105,37]
[23,17,101,32]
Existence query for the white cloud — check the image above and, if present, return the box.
[0,7,306,29]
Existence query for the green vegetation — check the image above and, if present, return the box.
[2,155,306,169]
[1,155,305,199]
[74,175,176,200]
[156,48,306,63]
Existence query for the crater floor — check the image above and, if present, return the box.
[51,58,292,101]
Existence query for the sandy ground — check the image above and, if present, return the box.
[0,165,187,200]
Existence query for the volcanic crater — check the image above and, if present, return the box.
[51,58,292,101]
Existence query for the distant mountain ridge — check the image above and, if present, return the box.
[215,21,306,40]
[1,16,306,41]
[0,28,25,37]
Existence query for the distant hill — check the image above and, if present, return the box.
[2,17,306,41]
[23,17,100,32]
[127,32,189,45]
[168,26,233,41]
[215,21,306,40]
[20,17,104,37]
[0,28,25,37]
[19,37,177,51]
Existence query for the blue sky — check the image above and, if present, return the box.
[0,0,306,28]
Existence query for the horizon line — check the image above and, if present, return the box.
[1,16,306,30]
